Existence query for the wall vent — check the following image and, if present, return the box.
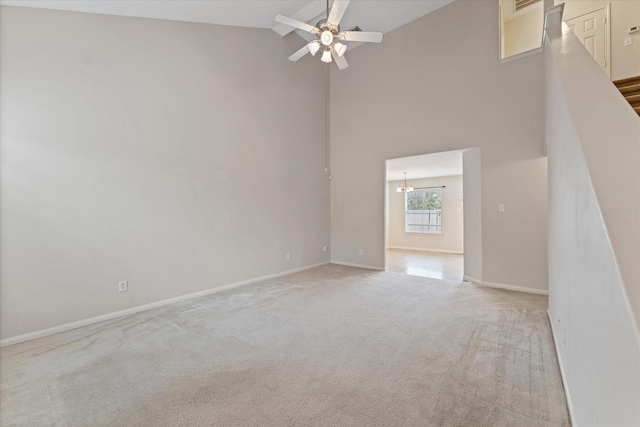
[515,0,541,12]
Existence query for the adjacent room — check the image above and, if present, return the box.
[385,151,465,282]
[1,0,639,426]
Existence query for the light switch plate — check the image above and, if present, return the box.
[624,37,633,46]
[118,281,128,292]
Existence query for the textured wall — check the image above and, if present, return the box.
[0,6,329,340]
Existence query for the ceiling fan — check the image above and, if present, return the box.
[275,0,383,70]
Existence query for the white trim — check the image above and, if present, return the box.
[544,3,565,32]
[478,280,548,295]
[605,3,612,79]
[561,3,611,79]
[387,246,463,255]
[547,310,577,426]
[404,231,443,235]
[330,261,385,271]
[463,275,481,284]
[0,262,330,348]
[500,46,543,63]
[463,275,549,295]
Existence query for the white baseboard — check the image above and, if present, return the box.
[463,275,481,284]
[387,246,464,255]
[463,275,549,295]
[480,280,549,295]
[330,261,385,271]
[547,310,577,427]
[0,262,330,348]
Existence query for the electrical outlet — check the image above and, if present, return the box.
[323,246,328,252]
[118,280,128,293]
[624,37,632,46]
[286,253,291,260]
[358,249,363,255]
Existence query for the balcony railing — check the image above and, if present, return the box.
[405,210,442,233]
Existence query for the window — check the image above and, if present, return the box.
[405,188,442,233]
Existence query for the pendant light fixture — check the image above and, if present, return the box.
[396,172,414,193]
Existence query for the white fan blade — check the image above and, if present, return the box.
[288,45,310,62]
[276,14,319,34]
[339,31,383,43]
[331,49,349,70]
[328,0,350,26]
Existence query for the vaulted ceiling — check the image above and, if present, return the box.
[0,0,454,45]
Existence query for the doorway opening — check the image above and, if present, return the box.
[384,149,481,283]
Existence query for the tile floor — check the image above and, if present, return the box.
[386,248,463,282]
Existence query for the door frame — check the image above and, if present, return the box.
[564,3,611,79]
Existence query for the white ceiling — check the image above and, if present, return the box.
[386,150,465,182]
[0,0,454,43]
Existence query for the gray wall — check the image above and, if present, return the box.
[0,6,329,340]
[330,0,548,291]
[545,21,640,426]
[463,149,482,282]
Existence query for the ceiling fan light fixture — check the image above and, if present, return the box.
[277,0,383,70]
[308,40,321,56]
[320,30,334,46]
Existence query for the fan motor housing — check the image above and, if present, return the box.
[320,30,334,46]
[316,19,339,33]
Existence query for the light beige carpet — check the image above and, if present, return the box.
[0,265,570,426]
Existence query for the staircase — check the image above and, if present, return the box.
[613,76,640,116]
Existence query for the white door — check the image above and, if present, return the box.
[565,8,610,77]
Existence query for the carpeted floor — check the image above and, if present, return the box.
[0,264,570,426]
